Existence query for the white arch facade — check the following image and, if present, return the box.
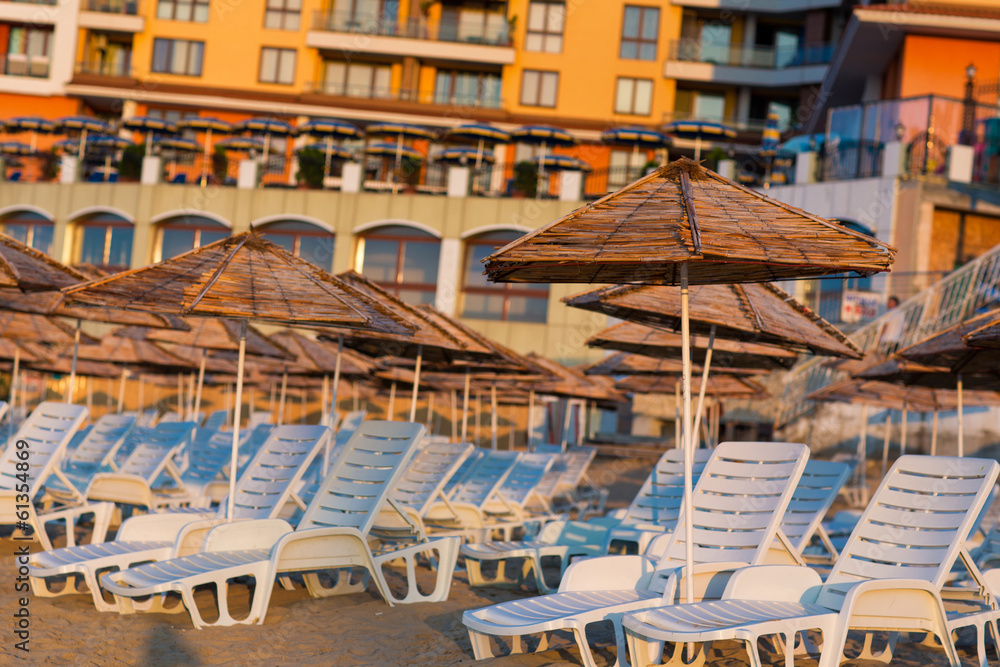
[0,205,54,220]
[67,206,136,224]
[352,219,442,238]
[250,214,336,235]
[150,209,233,228]
[459,224,532,240]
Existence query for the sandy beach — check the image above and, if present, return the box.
[0,455,979,666]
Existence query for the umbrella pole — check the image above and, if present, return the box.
[78,128,87,161]
[857,404,869,506]
[560,400,572,451]
[9,346,19,438]
[427,391,435,432]
[277,371,288,426]
[527,389,535,451]
[475,391,481,447]
[537,140,547,199]
[461,367,471,443]
[227,320,247,522]
[900,407,908,456]
[201,127,213,187]
[194,350,206,423]
[86,378,93,418]
[409,344,422,422]
[490,383,498,451]
[931,410,939,456]
[352,380,358,412]
[268,382,275,421]
[691,325,716,448]
[329,334,343,431]
[388,381,397,421]
[67,319,81,404]
[117,368,127,414]
[393,133,402,195]
[301,388,307,424]
[881,411,891,481]
[187,372,196,421]
[450,389,458,442]
[680,263,695,606]
[321,374,329,426]
[324,135,333,185]
[675,374,681,449]
[177,373,183,417]
[137,374,144,419]
[694,135,702,162]
[958,374,964,457]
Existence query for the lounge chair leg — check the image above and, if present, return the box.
[467,630,493,659]
[659,640,706,667]
[571,626,601,667]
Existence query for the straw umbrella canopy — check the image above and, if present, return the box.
[587,321,801,369]
[583,351,766,378]
[483,157,894,603]
[617,373,765,397]
[963,317,1000,349]
[62,232,414,521]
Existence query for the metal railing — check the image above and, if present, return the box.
[311,10,511,46]
[819,139,884,181]
[660,111,775,134]
[83,0,140,13]
[0,0,57,5]
[75,61,133,78]
[0,54,50,78]
[669,39,834,69]
[305,81,503,109]
[776,242,1000,427]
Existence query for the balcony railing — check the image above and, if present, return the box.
[0,54,50,78]
[660,111,775,134]
[311,10,511,47]
[669,39,835,69]
[0,0,57,5]
[75,61,134,78]
[305,81,503,109]
[83,0,139,13]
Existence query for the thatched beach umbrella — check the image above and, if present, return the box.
[483,157,894,603]
[62,232,412,521]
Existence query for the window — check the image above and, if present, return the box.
[614,78,653,115]
[259,48,296,85]
[322,60,391,97]
[462,231,548,323]
[359,225,440,305]
[520,70,558,108]
[259,220,334,270]
[5,27,52,77]
[151,39,204,76]
[693,91,725,121]
[77,215,133,271]
[525,1,564,53]
[264,0,300,29]
[439,4,507,44]
[157,216,229,260]
[2,212,53,255]
[698,22,732,65]
[434,70,501,108]
[620,5,659,61]
[156,0,209,22]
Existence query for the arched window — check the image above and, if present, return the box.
[359,224,440,305]
[258,219,335,271]
[461,230,548,323]
[2,211,53,255]
[157,215,230,260]
[76,212,133,271]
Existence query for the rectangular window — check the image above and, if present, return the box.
[525,1,564,53]
[156,0,209,22]
[322,60,391,98]
[520,70,558,108]
[614,77,653,115]
[259,47,296,85]
[151,38,204,76]
[264,0,301,30]
[434,70,501,108]
[620,5,659,61]
[693,91,726,122]
[6,27,52,77]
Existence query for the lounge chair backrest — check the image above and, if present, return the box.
[116,443,182,482]
[390,441,474,516]
[144,421,198,449]
[299,420,425,533]
[625,447,712,527]
[202,410,228,431]
[534,446,599,499]
[497,453,556,506]
[228,424,330,520]
[655,441,809,571]
[450,451,520,507]
[820,455,1000,609]
[335,410,367,443]
[780,459,852,553]
[444,448,482,496]
[183,429,233,485]
[0,402,88,494]
[63,413,135,472]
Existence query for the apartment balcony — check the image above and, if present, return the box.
[307,11,515,65]
[669,0,842,12]
[303,81,504,112]
[0,0,56,24]
[665,40,833,87]
[70,61,137,87]
[0,53,49,78]
[79,0,144,32]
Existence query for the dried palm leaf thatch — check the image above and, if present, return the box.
[526,353,627,403]
[855,357,995,390]
[317,271,486,362]
[115,318,291,358]
[0,338,47,363]
[0,290,189,328]
[23,345,121,378]
[416,304,542,372]
[587,321,799,369]
[484,158,895,285]
[617,373,765,397]
[59,333,195,370]
[582,351,767,377]
[0,233,87,292]
[895,309,1000,372]
[566,281,861,358]
[61,233,413,334]
[0,310,97,345]
[269,330,377,376]
[808,377,1000,411]
[963,316,1000,349]
[160,345,241,374]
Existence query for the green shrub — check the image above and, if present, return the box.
[296,147,325,188]
[513,160,537,197]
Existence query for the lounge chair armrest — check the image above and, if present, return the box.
[202,518,293,553]
[652,561,752,601]
[722,564,824,602]
[837,578,951,626]
[559,554,657,592]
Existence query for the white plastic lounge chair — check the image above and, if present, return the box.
[26,424,330,612]
[778,459,852,568]
[481,452,560,537]
[100,421,461,628]
[424,450,522,542]
[621,455,1000,667]
[46,414,136,501]
[201,410,228,431]
[462,441,810,667]
[0,402,111,551]
[536,446,606,519]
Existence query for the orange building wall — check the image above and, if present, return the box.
[899,35,1000,100]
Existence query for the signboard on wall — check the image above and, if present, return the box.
[841,290,881,323]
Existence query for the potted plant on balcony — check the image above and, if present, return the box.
[512,160,537,198]
[118,143,144,181]
[295,147,325,189]
[212,145,229,184]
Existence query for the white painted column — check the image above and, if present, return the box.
[434,237,461,316]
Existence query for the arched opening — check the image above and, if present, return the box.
[156,214,230,260]
[257,219,335,271]
[357,224,440,305]
[75,212,134,272]
[461,230,548,323]
[1,210,54,255]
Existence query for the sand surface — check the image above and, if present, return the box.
[0,456,983,666]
